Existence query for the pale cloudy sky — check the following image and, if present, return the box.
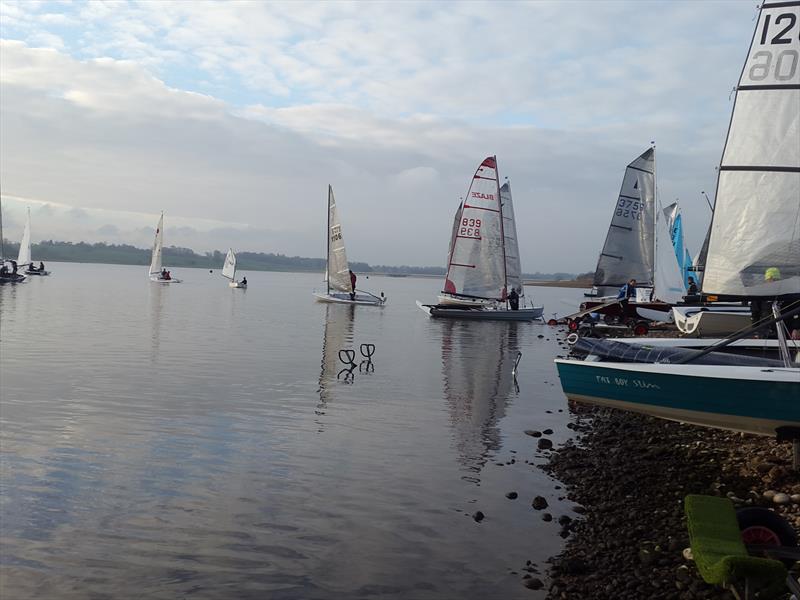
[0,0,755,271]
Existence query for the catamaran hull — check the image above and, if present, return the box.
[555,359,800,436]
[314,292,385,306]
[418,301,543,321]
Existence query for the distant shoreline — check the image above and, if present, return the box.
[524,280,591,289]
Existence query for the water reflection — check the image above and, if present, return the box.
[440,320,522,482]
[316,304,356,422]
[148,284,166,365]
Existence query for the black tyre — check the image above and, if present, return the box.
[737,506,798,548]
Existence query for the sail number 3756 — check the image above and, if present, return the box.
[749,11,799,82]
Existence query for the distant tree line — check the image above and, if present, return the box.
[0,239,580,278]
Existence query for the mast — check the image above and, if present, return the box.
[652,142,658,296]
[0,194,4,260]
[326,185,331,295]
[495,156,509,301]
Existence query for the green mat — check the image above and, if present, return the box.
[685,494,787,595]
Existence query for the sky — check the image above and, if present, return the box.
[0,0,756,272]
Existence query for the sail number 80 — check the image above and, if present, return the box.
[460,217,481,238]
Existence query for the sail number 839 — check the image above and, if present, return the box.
[460,218,481,239]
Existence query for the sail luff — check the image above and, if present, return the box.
[500,182,524,298]
[17,208,32,266]
[702,2,800,298]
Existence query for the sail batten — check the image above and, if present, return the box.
[443,156,506,300]
[592,148,656,291]
[703,2,800,298]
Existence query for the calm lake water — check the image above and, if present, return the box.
[1,263,585,600]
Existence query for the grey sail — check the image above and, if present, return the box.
[592,148,656,294]
[703,1,800,298]
[500,182,524,298]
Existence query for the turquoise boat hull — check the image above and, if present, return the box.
[555,359,800,436]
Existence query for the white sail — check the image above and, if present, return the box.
[703,2,800,298]
[149,212,164,276]
[443,156,507,300]
[501,182,524,298]
[592,148,656,292]
[222,248,236,280]
[653,199,687,304]
[327,185,351,293]
[17,208,32,266]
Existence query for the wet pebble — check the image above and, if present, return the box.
[472,511,485,522]
[538,439,553,450]
[532,496,548,510]
[506,491,518,500]
[525,430,542,438]
[523,577,544,590]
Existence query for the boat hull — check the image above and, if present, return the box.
[313,292,385,306]
[436,294,494,308]
[24,270,50,276]
[418,301,543,321]
[673,306,752,337]
[555,359,800,436]
[229,281,246,289]
[149,276,182,284]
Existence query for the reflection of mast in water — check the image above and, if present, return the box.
[440,320,521,481]
[316,304,356,426]
[149,284,166,367]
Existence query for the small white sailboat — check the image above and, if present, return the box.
[420,157,543,320]
[17,208,50,276]
[148,212,182,284]
[222,248,246,288]
[313,185,385,306]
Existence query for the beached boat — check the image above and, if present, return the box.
[222,248,246,288]
[672,305,752,337]
[148,212,182,284]
[419,157,543,320]
[556,1,800,437]
[313,185,385,306]
[17,208,50,276]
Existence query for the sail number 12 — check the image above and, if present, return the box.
[749,11,799,82]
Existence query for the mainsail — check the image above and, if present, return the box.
[443,156,507,300]
[222,248,236,281]
[653,199,687,304]
[501,182,524,298]
[592,148,656,293]
[17,208,32,266]
[149,212,164,276]
[703,1,800,298]
[326,185,351,294]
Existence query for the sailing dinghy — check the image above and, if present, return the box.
[555,1,800,437]
[17,208,49,276]
[313,185,385,306]
[222,248,246,288]
[148,212,182,284]
[419,157,543,321]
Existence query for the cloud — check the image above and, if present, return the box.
[0,2,759,271]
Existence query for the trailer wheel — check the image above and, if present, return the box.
[568,319,579,331]
[547,318,558,326]
[737,507,798,549]
[633,321,649,336]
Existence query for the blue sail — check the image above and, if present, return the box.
[668,211,693,287]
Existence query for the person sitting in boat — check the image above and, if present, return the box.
[686,276,698,296]
[10,260,18,275]
[241,276,247,286]
[617,279,637,303]
[27,262,37,272]
[164,270,171,280]
[750,267,782,337]
[349,269,357,301]
[0,264,7,277]
[39,261,45,272]
[508,288,520,311]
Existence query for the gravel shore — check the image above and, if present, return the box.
[542,403,799,599]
